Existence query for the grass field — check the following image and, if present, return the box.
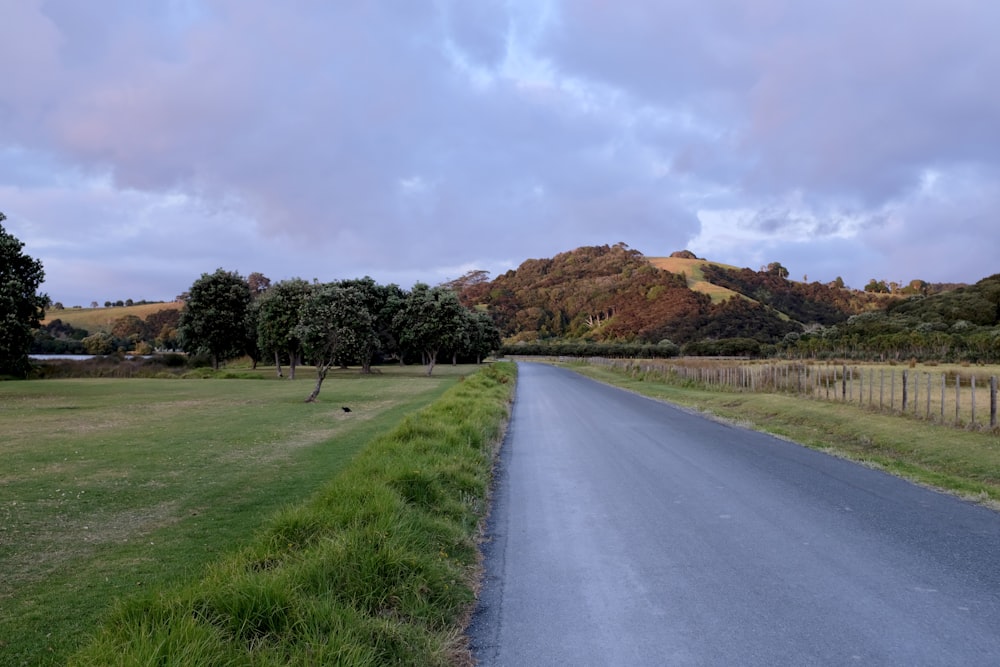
[563,360,1000,506]
[41,301,183,333]
[0,365,477,666]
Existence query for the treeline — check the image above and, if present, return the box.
[175,270,502,398]
[49,298,168,310]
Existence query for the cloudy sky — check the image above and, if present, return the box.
[3,0,998,306]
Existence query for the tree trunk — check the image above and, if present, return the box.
[305,365,329,402]
[274,350,283,378]
[425,350,437,376]
[452,352,458,366]
[212,354,219,370]
[289,350,297,380]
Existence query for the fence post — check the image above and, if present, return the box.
[890,370,895,410]
[869,368,874,407]
[991,376,997,429]
[955,375,961,426]
[842,364,847,401]
[925,373,931,420]
[902,370,908,413]
[940,373,946,423]
[879,369,884,410]
[971,375,977,426]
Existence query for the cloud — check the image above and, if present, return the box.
[1,0,998,306]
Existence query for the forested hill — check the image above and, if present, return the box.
[459,244,990,349]
[457,245,822,345]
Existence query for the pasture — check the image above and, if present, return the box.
[41,301,184,333]
[0,366,470,666]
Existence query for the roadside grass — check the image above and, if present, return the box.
[0,364,481,666]
[561,361,1000,506]
[69,362,515,666]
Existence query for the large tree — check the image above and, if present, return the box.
[337,277,406,373]
[466,310,503,364]
[0,213,50,377]
[177,268,252,369]
[394,284,467,376]
[296,284,376,402]
[255,278,311,379]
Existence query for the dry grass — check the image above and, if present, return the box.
[41,301,183,332]
[648,256,746,304]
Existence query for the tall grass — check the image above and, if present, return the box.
[70,362,514,666]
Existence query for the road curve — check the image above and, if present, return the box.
[467,362,1000,666]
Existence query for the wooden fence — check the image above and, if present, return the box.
[584,358,1000,431]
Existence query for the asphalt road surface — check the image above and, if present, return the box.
[467,362,1000,666]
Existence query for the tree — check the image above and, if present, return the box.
[255,278,311,379]
[247,272,272,296]
[177,269,252,369]
[82,332,116,355]
[110,314,148,342]
[296,284,375,402]
[394,284,467,376]
[338,277,405,373]
[0,213,50,377]
[145,308,181,350]
[466,310,503,364]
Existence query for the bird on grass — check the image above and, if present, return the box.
[341,406,352,413]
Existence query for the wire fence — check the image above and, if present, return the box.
[583,357,1000,432]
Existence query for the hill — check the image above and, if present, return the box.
[467,244,812,346]
[42,301,183,333]
[461,243,993,352]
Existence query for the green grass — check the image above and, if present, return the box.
[68,362,515,666]
[0,365,484,666]
[562,361,1000,506]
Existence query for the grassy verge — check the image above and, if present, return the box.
[0,365,476,666]
[68,362,515,666]
[561,361,1000,506]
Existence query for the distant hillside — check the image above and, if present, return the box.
[466,244,808,345]
[480,243,710,343]
[42,301,183,334]
[461,244,987,349]
[887,274,1000,326]
[647,254,744,304]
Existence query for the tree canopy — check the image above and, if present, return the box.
[177,269,253,369]
[0,213,50,377]
[297,283,376,402]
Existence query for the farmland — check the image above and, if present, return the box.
[41,302,183,334]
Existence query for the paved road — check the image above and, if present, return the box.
[467,362,1000,666]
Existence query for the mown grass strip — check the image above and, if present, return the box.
[70,362,515,666]
[562,360,1000,506]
